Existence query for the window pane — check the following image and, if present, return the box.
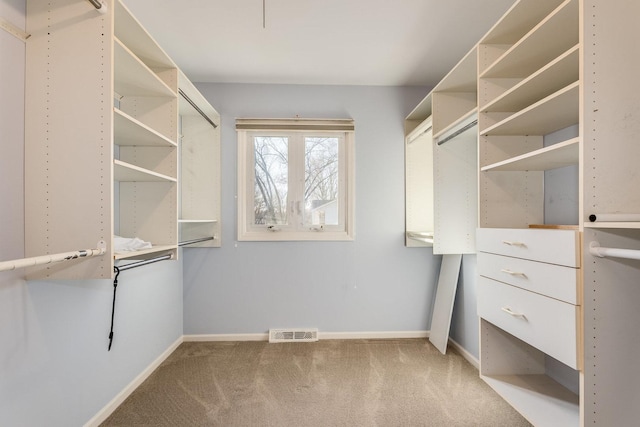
[304,137,339,226]
[254,136,288,225]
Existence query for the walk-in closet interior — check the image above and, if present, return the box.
[2,0,639,425]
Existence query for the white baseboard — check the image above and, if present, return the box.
[184,331,429,342]
[320,330,429,340]
[183,333,269,342]
[83,336,183,427]
[448,337,479,369]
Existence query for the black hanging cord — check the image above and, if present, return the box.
[108,266,120,351]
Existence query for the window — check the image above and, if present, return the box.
[237,118,355,241]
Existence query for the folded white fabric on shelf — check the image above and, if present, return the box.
[114,235,152,253]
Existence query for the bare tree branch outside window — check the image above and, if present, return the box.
[254,136,288,225]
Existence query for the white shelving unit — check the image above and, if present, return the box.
[404,47,479,254]
[475,0,640,425]
[24,0,220,278]
[404,110,433,247]
[476,1,582,425]
[178,71,221,248]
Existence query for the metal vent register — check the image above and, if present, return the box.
[269,328,319,343]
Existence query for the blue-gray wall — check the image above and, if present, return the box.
[184,83,443,335]
[0,1,184,425]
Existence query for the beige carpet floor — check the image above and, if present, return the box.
[101,339,531,426]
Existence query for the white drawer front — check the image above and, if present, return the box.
[477,228,580,267]
[477,276,579,369]
[477,252,580,305]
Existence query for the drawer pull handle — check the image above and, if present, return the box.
[502,240,527,248]
[500,268,527,278]
[501,306,526,319]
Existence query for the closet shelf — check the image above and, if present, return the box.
[178,219,218,223]
[114,108,177,147]
[481,82,578,136]
[434,47,478,92]
[114,37,176,98]
[481,0,578,79]
[480,0,564,45]
[114,0,175,70]
[480,45,579,112]
[114,160,177,182]
[481,137,579,172]
[114,244,177,260]
[481,374,579,427]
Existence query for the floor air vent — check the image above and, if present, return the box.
[269,328,319,343]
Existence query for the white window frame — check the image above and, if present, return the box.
[237,118,355,241]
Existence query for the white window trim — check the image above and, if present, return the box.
[237,118,355,241]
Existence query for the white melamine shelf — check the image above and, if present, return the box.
[481,137,579,172]
[114,245,177,260]
[114,38,175,98]
[114,0,174,70]
[434,47,478,92]
[114,108,177,147]
[481,0,578,78]
[405,93,433,124]
[114,159,177,182]
[481,45,579,112]
[481,0,564,45]
[481,82,578,136]
[178,219,218,223]
[482,374,579,427]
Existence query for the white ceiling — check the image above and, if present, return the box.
[122,0,515,87]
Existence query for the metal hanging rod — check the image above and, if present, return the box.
[179,89,218,129]
[589,242,640,261]
[0,243,107,273]
[116,253,173,272]
[87,0,107,13]
[436,119,478,146]
[178,236,215,246]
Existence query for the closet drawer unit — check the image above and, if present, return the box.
[477,252,580,305]
[477,276,579,369]
[477,228,580,267]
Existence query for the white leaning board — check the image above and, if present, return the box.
[429,254,462,354]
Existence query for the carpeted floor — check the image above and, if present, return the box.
[101,339,531,426]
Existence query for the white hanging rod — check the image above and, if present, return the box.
[589,242,640,261]
[588,213,640,222]
[0,244,107,273]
